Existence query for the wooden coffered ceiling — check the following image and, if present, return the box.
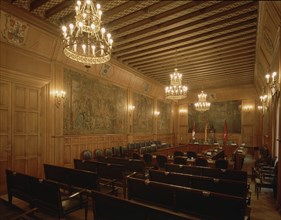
[3,0,258,91]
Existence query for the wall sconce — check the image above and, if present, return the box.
[54,90,66,108]
[243,105,253,112]
[154,111,160,117]
[258,105,266,115]
[179,109,187,114]
[265,71,279,95]
[128,105,135,111]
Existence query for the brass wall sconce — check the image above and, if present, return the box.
[243,105,253,112]
[154,111,160,117]
[54,90,66,108]
[179,109,187,114]
[265,71,279,95]
[128,105,135,111]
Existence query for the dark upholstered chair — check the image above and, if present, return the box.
[132,152,141,160]
[143,153,153,167]
[81,150,93,160]
[173,151,184,157]
[215,158,229,169]
[186,151,197,159]
[156,155,168,169]
[195,157,208,167]
[94,149,105,160]
[174,156,187,165]
[32,179,88,219]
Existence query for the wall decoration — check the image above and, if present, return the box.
[157,100,171,134]
[63,69,127,134]
[188,100,241,133]
[133,93,153,133]
[2,13,29,45]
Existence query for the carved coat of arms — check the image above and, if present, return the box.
[2,13,29,45]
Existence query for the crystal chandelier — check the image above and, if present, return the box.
[165,68,188,100]
[194,90,211,112]
[61,0,113,67]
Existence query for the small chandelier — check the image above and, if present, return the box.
[165,68,188,100]
[61,0,113,67]
[194,90,211,112]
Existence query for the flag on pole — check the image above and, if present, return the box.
[223,119,228,145]
[192,121,196,140]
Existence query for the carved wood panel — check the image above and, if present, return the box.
[13,84,40,176]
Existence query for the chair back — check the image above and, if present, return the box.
[215,158,228,169]
[143,153,153,166]
[104,148,113,157]
[186,151,197,159]
[173,151,184,157]
[174,156,187,165]
[94,149,105,160]
[156,155,168,169]
[132,152,141,160]
[81,150,93,160]
[195,157,208,167]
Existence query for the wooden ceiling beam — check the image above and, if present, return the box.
[103,1,139,19]
[142,57,255,76]
[113,1,256,39]
[30,0,49,11]
[115,18,256,58]
[132,40,256,69]
[113,8,257,50]
[45,0,74,19]
[127,33,256,66]
[119,26,256,62]
[106,0,175,27]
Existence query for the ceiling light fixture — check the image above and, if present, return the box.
[61,0,113,68]
[165,68,188,100]
[194,90,211,112]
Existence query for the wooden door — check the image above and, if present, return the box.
[0,81,11,195]
[0,80,41,195]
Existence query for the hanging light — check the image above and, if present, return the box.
[61,0,113,67]
[194,90,211,112]
[165,68,188,100]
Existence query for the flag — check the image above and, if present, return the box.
[204,122,208,142]
[223,119,228,145]
[192,121,196,140]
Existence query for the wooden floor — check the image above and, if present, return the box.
[1,154,280,220]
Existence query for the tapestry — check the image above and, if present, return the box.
[188,100,241,133]
[63,69,127,134]
[133,93,153,133]
[157,100,171,134]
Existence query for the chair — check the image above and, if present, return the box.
[31,179,88,219]
[112,146,121,157]
[173,151,184,157]
[195,157,208,167]
[156,155,168,169]
[215,158,229,169]
[120,146,128,157]
[132,152,141,160]
[143,153,153,168]
[81,150,93,160]
[174,156,187,165]
[103,148,113,157]
[255,161,278,199]
[94,149,105,160]
[186,151,197,159]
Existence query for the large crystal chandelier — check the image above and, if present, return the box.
[194,90,211,112]
[61,0,113,67]
[165,68,188,100]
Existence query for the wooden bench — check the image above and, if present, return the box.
[74,159,127,197]
[44,164,99,192]
[92,190,198,220]
[6,169,88,219]
[165,163,248,182]
[149,169,247,198]
[127,175,248,220]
